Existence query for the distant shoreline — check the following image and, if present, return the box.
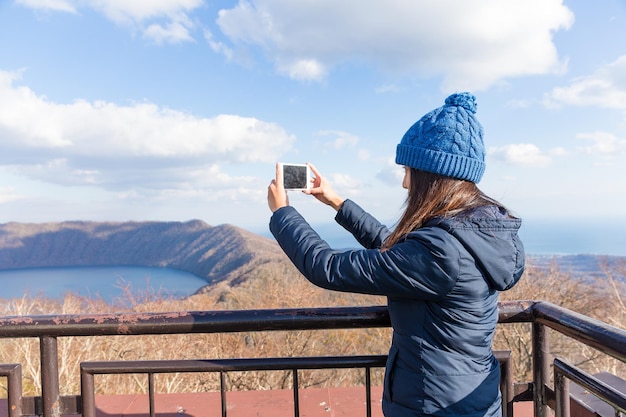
[256,218,626,257]
[525,253,626,280]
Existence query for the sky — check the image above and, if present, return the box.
[1,0,626,255]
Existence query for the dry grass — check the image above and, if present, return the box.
[0,267,390,397]
[496,257,626,381]
[0,258,624,398]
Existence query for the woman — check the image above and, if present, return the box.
[267,92,525,417]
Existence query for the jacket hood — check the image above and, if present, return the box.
[428,206,525,291]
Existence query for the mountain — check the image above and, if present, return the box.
[1,221,623,296]
[0,220,292,288]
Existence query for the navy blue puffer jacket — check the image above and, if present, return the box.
[270,199,525,417]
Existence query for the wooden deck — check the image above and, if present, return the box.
[93,386,383,417]
[0,387,536,417]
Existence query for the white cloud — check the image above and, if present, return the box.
[204,30,234,60]
[0,187,23,204]
[88,0,202,24]
[10,158,101,186]
[18,0,575,87]
[0,70,294,191]
[577,131,626,161]
[488,144,553,167]
[315,130,371,162]
[17,0,203,44]
[328,172,362,197]
[549,147,568,157]
[278,59,327,82]
[216,0,573,89]
[376,159,405,186]
[114,163,263,202]
[545,55,626,110]
[316,130,359,152]
[144,19,194,44]
[16,0,76,13]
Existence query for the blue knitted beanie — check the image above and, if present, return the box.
[395,92,485,183]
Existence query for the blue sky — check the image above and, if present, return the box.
[1,1,625,254]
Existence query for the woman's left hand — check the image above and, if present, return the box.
[268,162,289,212]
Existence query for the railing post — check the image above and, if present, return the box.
[496,350,513,417]
[80,367,96,417]
[40,336,61,417]
[1,364,23,417]
[554,364,570,417]
[293,369,300,417]
[220,371,227,417]
[148,373,156,417]
[365,367,372,417]
[532,322,550,417]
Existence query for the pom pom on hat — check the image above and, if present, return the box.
[445,92,477,113]
[396,92,486,183]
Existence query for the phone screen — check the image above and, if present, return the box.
[283,164,308,189]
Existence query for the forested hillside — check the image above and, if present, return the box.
[3,220,624,282]
[0,220,290,287]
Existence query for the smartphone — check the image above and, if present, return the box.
[280,163,311,191]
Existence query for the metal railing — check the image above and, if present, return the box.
[79,350,513,417]
[80,355,388,417]
[0,300,624,417]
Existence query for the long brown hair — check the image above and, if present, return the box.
[381,168,507,250]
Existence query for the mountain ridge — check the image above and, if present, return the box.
[0,220,291,289]
[1,220,623,294]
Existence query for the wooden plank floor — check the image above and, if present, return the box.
[93,386,384,417]
[0,389,536,417]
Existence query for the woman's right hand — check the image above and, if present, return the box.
[267,163,289,212]
[305,163,345,211]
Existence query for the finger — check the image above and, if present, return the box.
[275,162,283,185]
[307,186,323,196]
[307,163,320,178]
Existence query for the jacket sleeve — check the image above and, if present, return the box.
[335,199,392,249]
[269,206,461,299]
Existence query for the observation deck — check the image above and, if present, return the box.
[0,300,624,417]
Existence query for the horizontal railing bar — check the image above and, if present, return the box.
[0,301,534,338]
[554,358,626,413]
[533,302,626,362]
[81,350,513,383]
[18,395,82,416]
[81,355,389,375]
[0,306,391,338]
[497,300,536,323]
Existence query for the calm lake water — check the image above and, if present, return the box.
[0,266,208,303]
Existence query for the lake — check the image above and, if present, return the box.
[0,266,208,303]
